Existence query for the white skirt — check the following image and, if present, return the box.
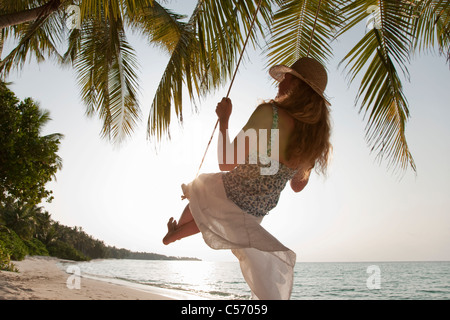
[182,172,296,300]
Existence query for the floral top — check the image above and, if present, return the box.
[222,104,298,217]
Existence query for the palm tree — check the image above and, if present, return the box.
[140,0,275,140]
[0,0,274,143]
[0,0,64,29]
[268,0,449,173]
[1,0,448,173]
[1,0,147,142]
[34,209,53,242]
[337,0,449,173]
[0,200,40,240]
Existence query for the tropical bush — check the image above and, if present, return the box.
[0,241,18,272]
[0,225,28,261]
[46,240,89,262]
[23,238,49,257]
[0,82,63,207]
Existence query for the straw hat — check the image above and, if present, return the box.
[269,57,330,105]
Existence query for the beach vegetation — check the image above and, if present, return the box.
[0,82,63,207]
[0,225,28,261]
[23,238,49,256]
[46,240,88,261]
[0,241,18,272]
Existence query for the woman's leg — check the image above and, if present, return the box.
[163,204,200,245]
[177,204,195,226]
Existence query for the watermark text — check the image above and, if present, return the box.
[366,265,381,290]
[66,265,81,290]
[366,5,382,30]
[66,5,81,30]
[218,128,280,175]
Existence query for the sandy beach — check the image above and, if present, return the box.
[0,256,177,300]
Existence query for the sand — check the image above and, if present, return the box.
[0,256,178,300]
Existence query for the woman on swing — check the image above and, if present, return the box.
[163,57,332,300]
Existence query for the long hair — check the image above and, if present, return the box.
[272,78,332,177]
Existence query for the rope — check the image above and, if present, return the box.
[193,0,264,180]
[306,0,323,57]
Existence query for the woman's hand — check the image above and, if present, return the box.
[216,98,235,171]
[215,97,232,123]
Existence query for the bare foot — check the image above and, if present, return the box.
[163,217,178,245]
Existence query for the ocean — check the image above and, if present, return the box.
[59,259,450,300]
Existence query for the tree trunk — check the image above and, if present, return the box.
[0,29,4,60]
[0,0,62,29]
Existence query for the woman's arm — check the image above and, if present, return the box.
[216,98,239,171]
[290,169,311,193]
[216,99,271,171]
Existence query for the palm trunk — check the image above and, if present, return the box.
[0,0,62,29]
[0,29,4,59]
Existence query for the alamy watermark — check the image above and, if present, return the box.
[366,5,382,30]
[66,265,81,290]
[218,128,280,175]
[366,265,381,290]
[66,5,81,30]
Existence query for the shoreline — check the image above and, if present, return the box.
[0,256,204,300]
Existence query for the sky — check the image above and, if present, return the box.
[4,1,450,262]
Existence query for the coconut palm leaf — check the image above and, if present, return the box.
[72,12,141,143]
[0,0,34,12]
[126,1,186,53]
[411,0,450,61]
[1,0,152,144]
[0,2,66,75]
[339,0,416,173]
[146,0,274,141]
[0,0,65,29]
[267,0,344,68]
[78,0,154,20]
[134,3,193,140]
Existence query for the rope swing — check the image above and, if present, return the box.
[190,0,323,187]
[193,0,264,181]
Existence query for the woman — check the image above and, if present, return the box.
[163,57,332,300]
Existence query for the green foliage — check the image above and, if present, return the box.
[0,225,28,261]
[46,240,89,262]
[267,0,342,68]
[0,241,18,272]
[123,250,201,261]
[145,0,274,141]
[337,0,417,173]
[0,200,39,240]
[23,238,49,256]
[51,223,108,260]
[0,82,63,206]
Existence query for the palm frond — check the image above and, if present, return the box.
[267,0,344,68]
[0,4,65,76]
[0,0,52,12]
[73,13,141,143]
[147,25,197,140]
[79,0,154,20]
[411,0,450,62]
[147,0,274,141]
[340,0,416,173]
[126,1,186,53]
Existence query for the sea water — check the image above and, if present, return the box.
[60,260,450,300]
